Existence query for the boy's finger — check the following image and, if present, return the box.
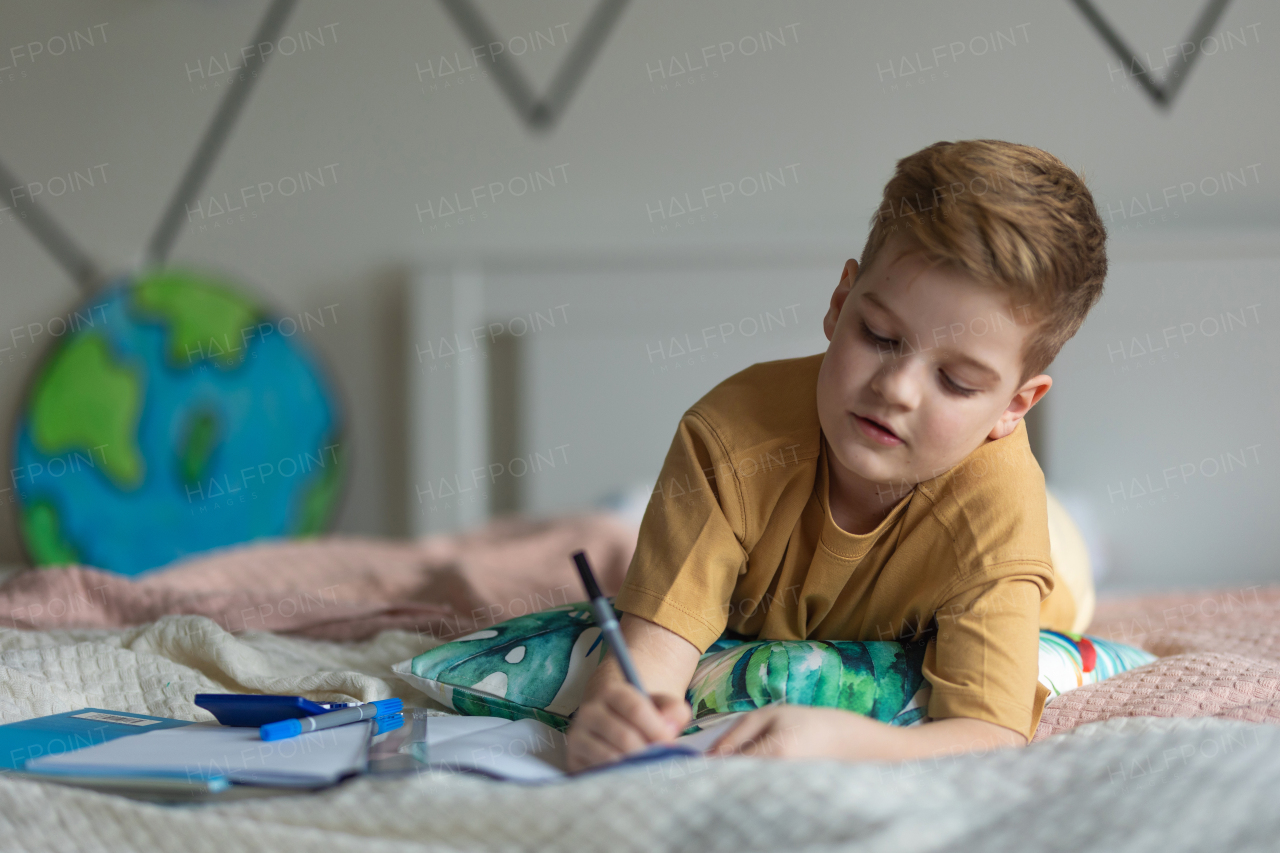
[580,706,650,755]
[653,695,692,733]
[573,701,645,753]
[739,728,785,757]
[572,698,648,754]
[719,727,782,758]
[602,685,675,743]
[567,729,623,773]
[707,712,770,756]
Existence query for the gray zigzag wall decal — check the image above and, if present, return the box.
[437,0,629,131]
[1069,0,1233,110]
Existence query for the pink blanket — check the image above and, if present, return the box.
[1034,585,1280,740]
[4,522,1277,740]
[0,513,637,643]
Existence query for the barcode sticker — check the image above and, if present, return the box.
[71,711,162,727]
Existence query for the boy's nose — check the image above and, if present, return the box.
[870,356,923,410]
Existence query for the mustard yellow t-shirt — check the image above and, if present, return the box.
[614,353,1073,741]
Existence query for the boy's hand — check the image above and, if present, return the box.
[707,704,1026,762]
[566,682,692,772]
[565,612,702,773]
[707,705,864,760]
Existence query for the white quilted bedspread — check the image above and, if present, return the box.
[1,615,1277,853]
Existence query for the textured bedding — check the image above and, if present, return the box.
[1035,586,1280,739]
[0,523,1278,851]
[1,615,1279,852]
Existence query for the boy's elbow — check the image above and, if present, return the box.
[942,716,1027,751]
[983,720,1028,749]
[1003,729,1029,749]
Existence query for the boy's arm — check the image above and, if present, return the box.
[713,575,1045,762]
[707,704,1025,762]
[611,409,751,653]
[565,613,703,772]
[567,408,746,774]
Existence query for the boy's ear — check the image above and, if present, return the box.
[990,374,1052,440]
[824,259,859,342]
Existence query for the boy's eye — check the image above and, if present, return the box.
[859,320,895,347]
[940,370,979,397]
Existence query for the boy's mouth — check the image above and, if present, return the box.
[852,413,904,446]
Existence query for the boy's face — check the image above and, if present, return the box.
[817,234,1052,502]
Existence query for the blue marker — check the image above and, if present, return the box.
[260,699,402,741]
[572,550,647,697]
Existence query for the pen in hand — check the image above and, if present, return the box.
[571,550,648,698]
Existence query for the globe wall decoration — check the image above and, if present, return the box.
[11,269,346,576]
[0,0,624,576]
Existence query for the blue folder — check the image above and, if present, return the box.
[0,708,192,771]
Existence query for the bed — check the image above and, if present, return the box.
[1,514,1279,852]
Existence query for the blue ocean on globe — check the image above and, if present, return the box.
[11,272,345,576]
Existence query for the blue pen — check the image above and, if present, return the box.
[572,550,647,697]
[259,699,402,741]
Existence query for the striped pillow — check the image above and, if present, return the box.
[1037,630,1156,698]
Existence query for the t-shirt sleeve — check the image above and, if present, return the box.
[612,410,749,652]
[921,570,1051,742]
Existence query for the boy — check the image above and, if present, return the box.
[566,139,1107,771]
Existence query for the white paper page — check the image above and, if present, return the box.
[422,713,745,783]
[425,718,567,782]
[26,721,370,787]
[423,715,510,747]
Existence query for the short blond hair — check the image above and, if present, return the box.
[859,139,1107,385]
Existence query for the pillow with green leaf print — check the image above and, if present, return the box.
[391,599,1156,732]
[392,601,605,732]
[391,599,934,732]
[391,601,1159,732]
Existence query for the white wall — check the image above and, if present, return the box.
[1,0,1277,591]
[1043,235,1279,592]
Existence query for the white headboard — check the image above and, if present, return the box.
[407,258,837,535]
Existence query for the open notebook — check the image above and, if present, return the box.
[24,720,371,787]
[419,714,742,783]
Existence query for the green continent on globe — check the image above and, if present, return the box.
[296,439,344,535]
[30,332,145,489]
[132,270,262,368]
[21,501,80,566]
[177,408,221,486]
